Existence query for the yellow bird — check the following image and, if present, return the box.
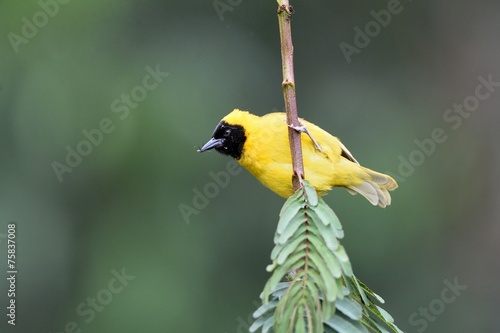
[198,109,397,207]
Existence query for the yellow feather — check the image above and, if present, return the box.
[217,109,398,207]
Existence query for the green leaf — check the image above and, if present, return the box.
[356,278,385,304]
[270,282,292,297]
[367,318,390,333]
[303,180,318,206]
[336,297,363,320]
[298,271,321,302]
[249,312,269,333]
[359,317,383,333]
[253,300,279,319]
[352,276,370,305]
[306,249,339,303]
[279,187,303,216]
[250,308,275,333]
[276,235,306,265]
[271,226,305,260]
[277,199,304,235]
[277,286,303,332]
[308,208,344,240]
[334,245,353,277]
[276,213,307,244]
[376,305,394,323]
[270,287,290,299]
[295,306,306,333]
[262,316,274,333]
[364,303,403,333]
[263,259,305,302]
[316,198,343,234]
[305,267,328,305]
[325,314,367,333]
[307,233,342,279]
[314,217,340,251]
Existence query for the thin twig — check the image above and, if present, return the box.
[277,1,304,193]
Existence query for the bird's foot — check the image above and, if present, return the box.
[288,122,322,152]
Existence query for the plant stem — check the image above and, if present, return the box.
[276,0,304,193]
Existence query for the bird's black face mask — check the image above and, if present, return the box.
[198,121,246,160]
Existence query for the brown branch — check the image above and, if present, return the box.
[277,1,304,193]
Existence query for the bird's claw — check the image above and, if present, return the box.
[288,122,322,152]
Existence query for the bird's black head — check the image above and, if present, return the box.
[198,121,246,159]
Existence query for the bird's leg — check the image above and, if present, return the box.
[288,121,322,152]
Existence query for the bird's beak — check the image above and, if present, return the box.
[198,137,223,152]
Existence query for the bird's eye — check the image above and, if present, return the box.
[223,129,231,137]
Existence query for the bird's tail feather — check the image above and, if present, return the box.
[346,168,398,208]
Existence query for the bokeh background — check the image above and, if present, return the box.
[1,1,499,332]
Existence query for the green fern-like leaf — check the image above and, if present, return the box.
[260,181,352,333]
[253,180,403,333]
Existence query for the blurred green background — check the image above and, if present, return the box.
[1,1,499,332]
